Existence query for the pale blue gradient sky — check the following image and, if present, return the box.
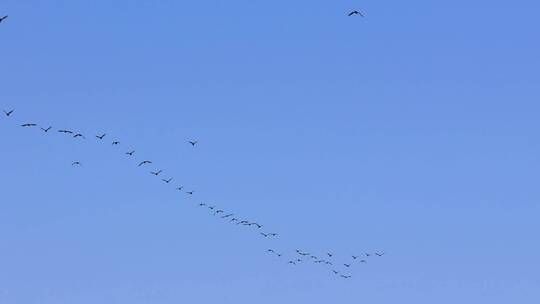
[1,0,539,303]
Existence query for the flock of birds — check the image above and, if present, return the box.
[2,8,384,280]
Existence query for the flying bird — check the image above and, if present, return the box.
[186,191,194,195]
[3,109,14,117]
[125,151,135,156]
[268,233,278,237]
[96,133,106,140]
[40,126,52,132]
[0,15,8,23]
[327,253,333,258]
[288,261,297,265]
[341,275,352,279]
[188,140,198,146]
[72,161,82,166]
[176,186,184,191]
[221,213,234,219]
[213,210,224,215]
[162,178,173,184]
[73,133,85,139]
[332,270,339,275]
[198,203,206,207]
[150,170,162,176]
[348,10,364,17]
[352,255,359,260]
[344,264,351,268]
[21,123,37,127]
[112,141,120,145]
[58,129,73,134]
[375,252,385,257]
[138,160,152,167]
[260,233,269,237]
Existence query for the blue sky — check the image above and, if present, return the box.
[1,0,539,303]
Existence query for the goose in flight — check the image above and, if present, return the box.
[375,252,385,257]
[21,123,37,127]
[125,150,135,156]
[162,178,173,184]
[198,203,206,207]
[3,109,14,117]
[150,170,162,176]
[186,191,194,195]
[341,275,352,279]
[221,213,234,218]
[0,15,8,23]
[58,129,73,134]
[352,255,359,260]
[73,133,85,139]
[138,160,152,167]
[176,186,184,191]
[344,264,351,268]
[40,126,52,132]
[268,233,278,237]
[112,141,120,145]
[288,261,297,265]
[348,10,364,17]
[96,133,106,140]
[332,270,339,275]
[72,161,82,166]
[188,140,198,146]
[327,253,333,258]
[213,210,224,215]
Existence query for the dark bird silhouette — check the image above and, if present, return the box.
[352,255,359,260]
[186,191,194,195]
[375,252,385,257]
[162,178,173,184]
[268,233,278,237]
[0,15,8,23]
[72,161,82,166]
[348,10,364,17]
[73,133,85,139]
[150,170,162,176]
[221,213,234,219]
[125,151,135,156]
[288,261,297,265]
[188,140,198,146]
[208,206,216,210]
[213,210,224,215]
[249,223,263,229]
[41,126,52,132]
[327,253,333,258]
[138,160,152,167]
[21,123,37,127]
[341,275,352,279]
[267,249,275,253]
[176,186,184,191]
[198,203,206,207]
[112,141,120,145]
[310,255,318,260]
[3,109,14,117]
[58,129,73,134]
[260,232,269,237]
[325,261,333,265]
[344,264,351,268]
[365,253,371,257]
[96,133,106,140]
[332,270,339,275]
[360,260,367,263]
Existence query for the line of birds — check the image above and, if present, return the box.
[4,108,386,278]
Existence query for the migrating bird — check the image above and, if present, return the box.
[150,170,162,176]
[125,151,135,156]
[112,141,120,145]
[188,140,198,146]
[268,233,278,237]
[344,264,351,268]
[96,133,106,140]
[213,210,224,215]
[332,270,339,275]
[3,109,14,117]
[0,15,8,23]
[260,232,269,238]
[198,203,206,207]
[375,252,385,257]
[327,253,333,258]
[58,129,73,134]
[176,186,184,191]
[221,213,234,219]
[341,275,352,279]
[40,126,52,132]
[162,178,173,184]
[138,160,152,167]
[352,255,359,260]
[73,133,85,139]
[72,161,82,166]
[348,10,364,17]
[288,261,297,265]
[186,191,194,195]
[21,123,37,127]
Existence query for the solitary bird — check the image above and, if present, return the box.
[3,109,14,117]
[96,133,106,140]
[21,123,37,127]
[348,10,364,17]
[188,140,198,146]
[72,161,82,166]
[41,126,52,132]
[73,133,85,139]
[162,178,173,184]
[58,129,73,134]
[138,160,152,167]
[0,15,8,23]
[125,151,135,156]
[150,170,162,176]
[112,141,120,145]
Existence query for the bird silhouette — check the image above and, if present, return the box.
[186,191,194,195]
[3,109,14,117]
[341,275,352,279]
[112,141,120,145]
[327,253,333,258]
[73,133,85,139]
[40,126,52,132]
[344,264,351,268]
[213,210,224,215]
[71,161,82,166]
[188,140,198,146]
[0,15,8,23]
[260,232,269,237]
[332,270,339,275]
[365,253,371,257]
[221,213,234,218]
[58,129,73,134]
[150,170,162,176]
[348,10,364,17]
[162,178,173,184]
[138,160,152,167]
[360,260,367,263]
[21,123,37,127]
[198,202,206,207]
[96,133,106,140]
[375,252,385,257]
[268,233,278,237]
[288,261,297,265]
[125,151,135,156]
[176,186,184,191]
[352,255,359,260]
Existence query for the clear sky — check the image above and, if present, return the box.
[1,0,539,303]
